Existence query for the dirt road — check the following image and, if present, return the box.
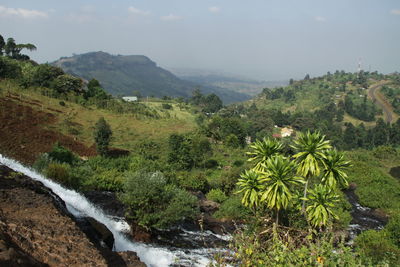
[368,81,393,123]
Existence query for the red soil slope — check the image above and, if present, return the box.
[0,96,96,164]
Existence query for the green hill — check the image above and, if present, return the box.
[52,51,250,104]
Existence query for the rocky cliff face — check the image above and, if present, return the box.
[0,165,145,267]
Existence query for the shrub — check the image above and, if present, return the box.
[48,143,79,165]
[137,140,160,160]
[204,159,218,169]
[206,189,228,203]
[233,160,244,167]
[50,74,83,94]
[45,163,79,188]
[59,101,66,106]
[94,117,112,156]
[161,103,173,110]
[88,155,131,172]
[386,214,400,247]
[0,57,22,79]
[83,168,124,191]
[225,134,240,148]
[120,171,198,229]
[214,195,250,220]
[33,153,52,172]
[176,172,209,192]
[355,230,400,265]
[372,145,398,159]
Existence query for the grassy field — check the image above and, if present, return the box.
[346,148,400,215]
[0,80,196,152]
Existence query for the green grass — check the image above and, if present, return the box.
[0,80,196,151]
[346,149,400,215]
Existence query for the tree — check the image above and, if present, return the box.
[291,131,332,213]
[305,184,338,228]
[4,38,16,57]
[237,169,264,214]
[94,117,112,156]
[121,171,198,229]
[247,137,283,171]
[321,150,351,188]
[203,93,223,113]
[260,155,304,224]
[0,34,5,56]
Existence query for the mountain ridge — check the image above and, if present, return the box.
[52,51,250,104]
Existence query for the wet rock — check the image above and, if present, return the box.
[200,199,220,213]
[118,251,147,267]
[389,166,400,180]
[128,220,152,243]
[84,191,126,217]
[78,217,114,250]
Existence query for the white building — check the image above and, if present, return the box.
[122,96,138,102]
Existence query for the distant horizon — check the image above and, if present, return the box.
[2,0,399,81]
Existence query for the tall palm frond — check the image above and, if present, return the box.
[236,169,264,211]
[260,155,304,223]
[247,137,284,171]
[291,131,332,178]
[305,184,339,228]
[321,149,351,188]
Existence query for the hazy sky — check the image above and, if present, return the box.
[1,0,399,80]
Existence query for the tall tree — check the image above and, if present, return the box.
[260,155,304,224]
[291,131,332,213]
[0,34,5,56]
[94,117,112,156]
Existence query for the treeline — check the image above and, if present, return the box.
[0,35,159,118]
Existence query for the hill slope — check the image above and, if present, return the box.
[52,52,250,104]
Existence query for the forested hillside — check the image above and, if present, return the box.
[52,51,250,104]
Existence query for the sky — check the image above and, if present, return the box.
[0,0,399,80]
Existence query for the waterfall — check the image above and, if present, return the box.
[0,154,213,267]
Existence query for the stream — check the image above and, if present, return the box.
[0,154,229,267]
[343,188,387,244]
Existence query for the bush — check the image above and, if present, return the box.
[206,189,228,203]
[0,57,22,79]
[372,145,398,159]
[83,168,124,191]
[161,103,173,110]
[33,153,52,172]
[137,140,160,160]
[88,155,131,172]
[45,163,79,188]
[233,160,244,167]
[225,134,240,148]
[50,74,83,94]
[176,172,209,192]
[213,195,250,220]
[386,214,400,247]
[120,171,198,229]
[355,230,400,265]
[48,143,79,165]
[204,159,218,169]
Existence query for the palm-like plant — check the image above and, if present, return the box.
[236,169,264,213]
[291,131,332,212]
[260,155,304,224]
[247,137,284,171]
[321,149,351,188]
[305,184,339,228]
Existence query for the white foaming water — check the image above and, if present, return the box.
[0,154,212,267]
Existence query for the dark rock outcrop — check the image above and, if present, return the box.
[0,165,145,267]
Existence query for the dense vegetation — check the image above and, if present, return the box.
[2,35,400,265]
